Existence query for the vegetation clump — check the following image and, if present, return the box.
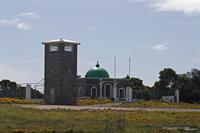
[0,98,39,104]
[116,100,200,109]
[77,98,113,106]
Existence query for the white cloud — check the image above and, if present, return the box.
[16,22,29,31]
[0,12,40,31]
[141,42,168,51]
[15,12,40,19]
[133,0,200,16]
[151,43,168,51]
[151,0,200,16]
[0,18,20,26]
[0,18,30,31]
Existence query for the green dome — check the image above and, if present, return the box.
[85,62,110,78]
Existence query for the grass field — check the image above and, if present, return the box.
[77,99,200,109]
[113,100,200,109]
[1,98,200,110]
[0,104,200,133]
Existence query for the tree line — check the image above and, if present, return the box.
[128,68,200,103]
[0,80,43,99]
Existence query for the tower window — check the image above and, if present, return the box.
[64,45,73,52]
[49,45,58,52]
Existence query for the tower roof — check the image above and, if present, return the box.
[42,38,80,45]
[85,62,110,78]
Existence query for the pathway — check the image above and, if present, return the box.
[19,104,200,112]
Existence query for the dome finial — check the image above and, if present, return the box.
[96,61,100,68]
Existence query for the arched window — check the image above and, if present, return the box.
[119,88,125,99]
[104,84,112,98]
[78,87,83,97]
[90,87,97,98]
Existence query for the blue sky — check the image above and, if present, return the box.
[0,0,200,86]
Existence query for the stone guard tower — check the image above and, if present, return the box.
[42,38,80,105]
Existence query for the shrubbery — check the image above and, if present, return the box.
[117,100,200,109]
[77,98,113,106]
[0,98,37,104]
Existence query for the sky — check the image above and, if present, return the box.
[0,0,200,86]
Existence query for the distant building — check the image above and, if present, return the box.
[43,38,133,105]
[77,62,132,103]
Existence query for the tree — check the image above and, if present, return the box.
[0,80,11,88]
[130,77,144,90]
[130,77,152,99]
[187,69,200,87]
[0,80,11,97]
[154,68,178,97]
[159,68,178,90]
[164,69,200,103]
[0,79,18,98]
[8,82,17,89]
[176,74,192,102]
[178,69,200,103]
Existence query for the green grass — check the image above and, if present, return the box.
[114,100,200,109]
[0,104,200,133]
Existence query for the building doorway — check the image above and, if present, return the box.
[119,88,125,99]
[78,87,83,97]
[104,84,112,98]
[91,87,97,98]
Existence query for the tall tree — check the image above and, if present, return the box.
[153,68,178,97]
[159,68,178,90]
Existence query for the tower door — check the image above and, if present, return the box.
[49,89,55,104]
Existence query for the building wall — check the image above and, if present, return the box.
[76,78,131,101]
